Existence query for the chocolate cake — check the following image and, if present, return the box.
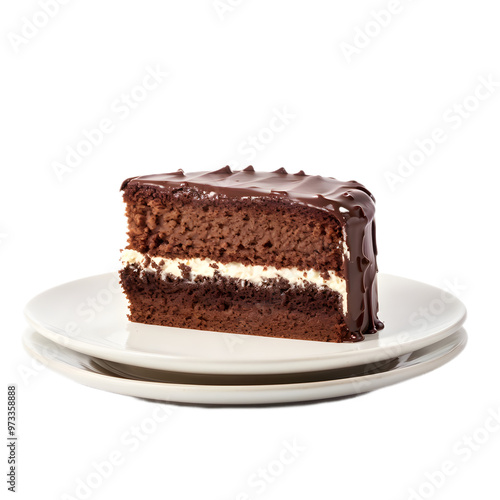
[119,166,383,342]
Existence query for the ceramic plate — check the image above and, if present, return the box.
[24,273,466,375]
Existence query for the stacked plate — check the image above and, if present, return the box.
[23,273,467,405]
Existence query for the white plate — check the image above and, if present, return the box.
[24,273,466,375]
[22,328,468,405]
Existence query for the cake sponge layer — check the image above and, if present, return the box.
[120,265,352,342]
[122,185,345,273]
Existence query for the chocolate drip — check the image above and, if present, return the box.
[122,167,383,337]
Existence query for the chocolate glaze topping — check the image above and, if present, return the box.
[121,166,384,340]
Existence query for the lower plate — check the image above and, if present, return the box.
[22,328,467,406]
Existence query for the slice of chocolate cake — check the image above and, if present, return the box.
[119,166,383,342]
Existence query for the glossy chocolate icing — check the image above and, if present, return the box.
[121,166,383,340]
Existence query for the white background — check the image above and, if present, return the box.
[2,1,500,499]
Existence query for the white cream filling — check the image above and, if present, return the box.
[121,249,347,314]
